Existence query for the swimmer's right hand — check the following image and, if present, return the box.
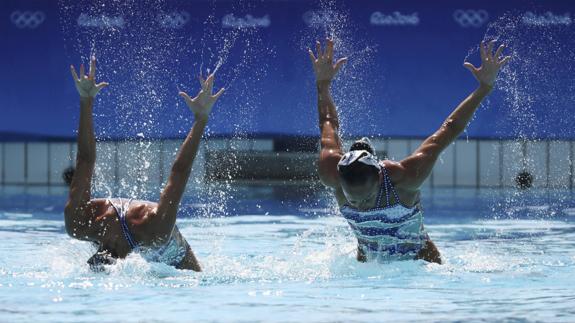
[308,38,348,83]
[179,73,225,120]
[70,57,109,98]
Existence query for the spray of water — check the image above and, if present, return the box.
[57,0,273,220]
[298,0,380,141]
[58,0,192,199]
[468,12,575,215]
[292,0,382,211]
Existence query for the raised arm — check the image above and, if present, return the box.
[399,41,511,190]
[154,74,224,239]
[309,38,348,188]
[64,57,108,239]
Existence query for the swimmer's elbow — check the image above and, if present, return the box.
[442,118,465,136]
[170,162,192,178]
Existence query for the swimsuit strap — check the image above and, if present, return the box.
[382,166,401,206]
[374,171,386,208]
[380,167,390,207]
[109,198,137,249]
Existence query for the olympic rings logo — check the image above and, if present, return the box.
[10,11,46,29]
[157,11,190,29]
[453,10,489,28]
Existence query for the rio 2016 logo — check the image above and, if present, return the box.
[77,13,124,29]
[522,11,571,26]
[370,11,419,26]
[222,14,270,29]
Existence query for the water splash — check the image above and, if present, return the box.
[58,0,272,211]
[472,12,575,140]
[465,12,575,208]
[298,0,381,140]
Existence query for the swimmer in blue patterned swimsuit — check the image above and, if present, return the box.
[64,57,224,271]
[308,38,510,263]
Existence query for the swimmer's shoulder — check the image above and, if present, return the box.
[380,160,422,206]
[379,159,405,183]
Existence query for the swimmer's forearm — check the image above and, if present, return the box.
[171,116,208,175]
[77,97,96,164]
[316,81,343,155]
[317,81,340,129]
[316,80,343,188]
[446,84,493,133]
[155,116,208,229]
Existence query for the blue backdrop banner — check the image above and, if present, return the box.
[1,0,574,140]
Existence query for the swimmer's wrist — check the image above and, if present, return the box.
[80,96,94,105]
[194,114,209,123]
[316,80,332,88]
[477,82,494,94]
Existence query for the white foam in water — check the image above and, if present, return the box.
[0,207,574,321]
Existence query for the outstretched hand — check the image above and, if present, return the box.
[464,40,511,87]
[179,74,224,120]
[70,57,108,98]
[308,38,348,83]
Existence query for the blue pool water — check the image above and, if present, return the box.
[0,186,574,322]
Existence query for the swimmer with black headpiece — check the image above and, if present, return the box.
[65,56,224,271]
[309,38,510,263]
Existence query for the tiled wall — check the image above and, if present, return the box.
[0,139,572,189]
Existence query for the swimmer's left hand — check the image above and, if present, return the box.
[463,40,511,88]
[179,74,224,120]
[70,56,109,98]
[308,38,348,83]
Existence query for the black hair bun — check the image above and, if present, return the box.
[350,137,375,155]
[62,166,75,187]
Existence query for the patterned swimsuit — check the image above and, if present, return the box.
[340,166,430,261]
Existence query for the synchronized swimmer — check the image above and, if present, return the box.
[310,38,509,263]
[64,39,510,269]
[66,57,224,271]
